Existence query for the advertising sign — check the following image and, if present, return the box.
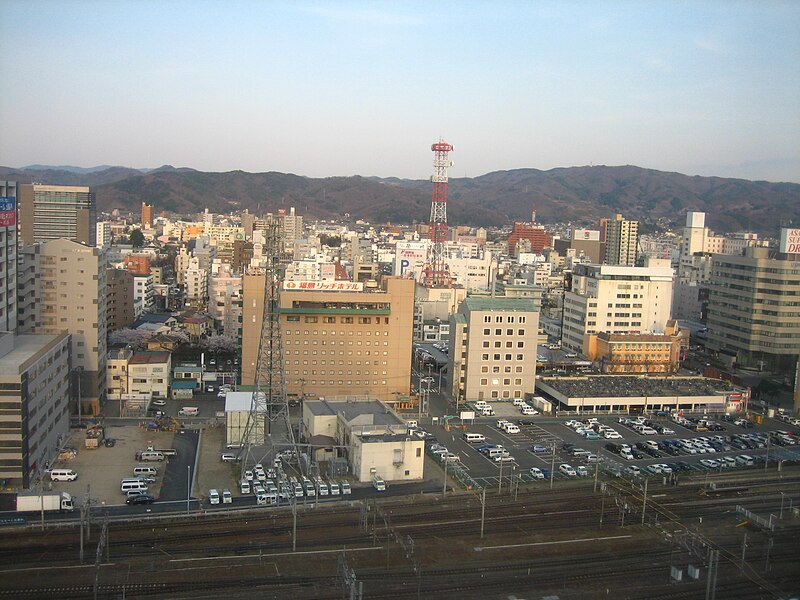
[0,196,16,227]
[780,228,800,254]
[283,281,363,291]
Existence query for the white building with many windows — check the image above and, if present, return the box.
[562,258,674,356]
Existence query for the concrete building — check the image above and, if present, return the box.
[35,239,107,416]
[604,213,639,266]
[106,268,135,333]
[448,295,541,404]
[18,184,96,246]
[507,222,551,255]
[282,207,304,255]
[562,259,674,355]
[141,202,153,228]
[241,276,415,403]
[301,397,424,482]
[208,263,242,337]
[536,375,739,414]
[126,352,171,400]
[133,274,155,314]
[184,258,208,309]
[0,331,72,489]
[706,245,800,371]
[96,221,112,249]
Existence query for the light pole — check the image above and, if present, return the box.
[186,465,191,515]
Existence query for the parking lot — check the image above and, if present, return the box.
[417,401,800,488]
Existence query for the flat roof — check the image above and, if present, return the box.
[463,297,538,312]
[0,334,66,376]
[539,376,735,399]
[129,352,170,364]
[225,391,264,412]
[306,398,405,427]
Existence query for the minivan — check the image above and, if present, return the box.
[133,466,158,476]
[735,455,755,466]
[559,464,577,477]
[179,407,199,416]
[49,469,78,482]
[463,432,486,444]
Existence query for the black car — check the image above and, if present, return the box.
[562,443,576,452]
[126,493,155,505]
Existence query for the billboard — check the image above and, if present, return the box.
[780,228,800,254]
[394,241,428,276]
[0,197,16,227]
[283,281,363,291]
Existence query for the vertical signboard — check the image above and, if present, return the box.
[0,197,16,226]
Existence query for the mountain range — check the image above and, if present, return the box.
[1,164,798,235]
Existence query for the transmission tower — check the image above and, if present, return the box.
[421,139,454,288]
[238,215,301,476]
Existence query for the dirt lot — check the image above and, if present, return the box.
[49,421,249,507]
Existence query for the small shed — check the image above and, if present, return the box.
[171,380,195,399]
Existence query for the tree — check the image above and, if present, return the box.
[108,328,154,349]
[130,229,145,248]
[200,335,238,355]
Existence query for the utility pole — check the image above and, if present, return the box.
[593,457,600,492]
[641,477,648,526]
[480,487,486,539]
[498,458,504,494]
[740,532,748,572]
[549,442,556,489]
[764,436,771,472]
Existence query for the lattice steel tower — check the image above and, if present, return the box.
[421,139,454,288]
[238,215,300,474]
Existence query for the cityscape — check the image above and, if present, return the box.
[1,2,799,599]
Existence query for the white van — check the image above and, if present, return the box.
[463,432,486,444]
[49,469,78,482]
[474,400,489,409]
[133,465,158,476]
[559,464,577,477]
[735,455,755,466]
[341,481,352,495]
[487,448,508,460]
[208,489,220,504]
[179,407,199,416]
[372,475,386,491]
[120,481,148,494]
[139,451,165,462]
[504,424,521,434]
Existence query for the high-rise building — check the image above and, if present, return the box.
[706,244,800,371]
[282,207,303,255]
[35,239,107,416]
[18,184,96,246]
[447,295,541,403]
[562,258,674,354]
[604,213,639,266]
[0,181,18,333]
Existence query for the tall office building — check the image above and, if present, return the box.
[604,213,639,266]
[18,184,96,246]
[706,243,800,372]
[0,181,18,333]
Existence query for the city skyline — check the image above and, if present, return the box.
[1,1,799,183]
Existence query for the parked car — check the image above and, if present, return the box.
[151,399,167,407]
[126,493,155,505]
[531,444,549,453]
[221,453,240,463]
[529,467,545,480]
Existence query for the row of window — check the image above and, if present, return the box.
[482,328,527,336]
[479,378,524,386]
[286,316,391,324]
[482,315,527,323]
[289,377,387,386]
[286,330,389,336]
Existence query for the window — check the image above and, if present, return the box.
[480,378,488,385]
[359,317,372,324]
[324,316,336,323]
[495,329,502,335]
[483,328,490,335]
[287,316,300,322]
[482,353,489,360]
[505,354,512,361]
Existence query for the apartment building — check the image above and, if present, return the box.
[604,213,639,266]
[241,276,414,402]
[0,181,18,333]
[706,243,800,371]
[448,295,541,403]
[35,239,107,416]
[562,258,674,355]
[106,268,135,333]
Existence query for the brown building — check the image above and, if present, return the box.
[18,184,96,246]
[242,276,415,402]
[586,322,685,374]
[231,239,254,272]
[141,202,153,228]
[507,222,551,255]
[123,254,152,276]
[106,268,135,333]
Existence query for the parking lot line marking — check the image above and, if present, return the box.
[474,535,632,551]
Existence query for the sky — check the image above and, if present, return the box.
[1,1,799,183]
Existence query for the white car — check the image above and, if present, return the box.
[208,489,220,505]
[700,459,720,469]
[512,398,526,407]
[222,489,232,504]
[151,399,167,407]
[575,466,589,477]
[559,464,577,477]
[529,467,545,480]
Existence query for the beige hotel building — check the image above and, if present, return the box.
[242,276,414,402]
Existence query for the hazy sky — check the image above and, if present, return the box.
[1,1,798,182]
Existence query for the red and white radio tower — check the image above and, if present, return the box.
[421,139,454,288]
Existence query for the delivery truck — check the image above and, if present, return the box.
[16,492,74,513]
